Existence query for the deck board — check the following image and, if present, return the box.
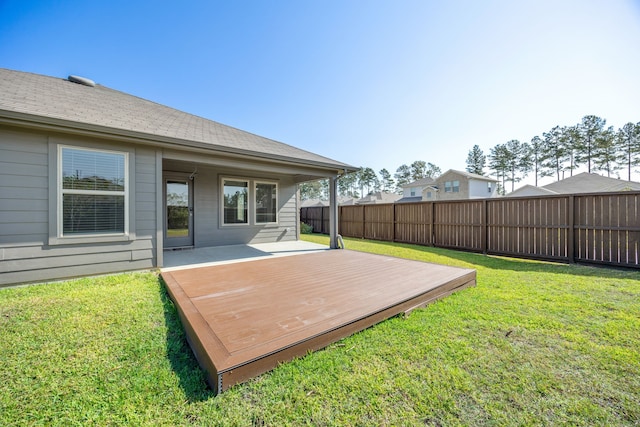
[161,249,476,394]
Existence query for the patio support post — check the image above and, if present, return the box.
[329,175,339,249]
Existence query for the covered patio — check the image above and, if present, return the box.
[161,243,476,394]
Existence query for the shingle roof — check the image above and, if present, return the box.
[356,191,401,204]
[507,173,640,196]
[396,196,423,203]
[442,169,498,182]
[542,172,640,193]
[0,68,354,171]
[402,177,436,188]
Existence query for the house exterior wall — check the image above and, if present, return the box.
[0,128,157,286]
[403,186,420,198]
[187,164,298,247]
[1,127,303,286]
[468,179,497,198]
[435,171,469,201]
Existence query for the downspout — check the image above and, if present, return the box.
[329,169,347,249]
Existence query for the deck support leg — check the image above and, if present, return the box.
[329,175,339,249]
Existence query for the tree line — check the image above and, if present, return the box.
[300,115,640,200]
[299,160,443,200]
[469,115,640,193]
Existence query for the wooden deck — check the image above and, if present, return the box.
[161,249,476,394]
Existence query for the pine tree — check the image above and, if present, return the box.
[562,126,580,177]
[529,136,545,186]
[503,139,532,192]
[465,145,486,175]
[576,115,606,173]
[593,126,620,177]
[489,144,509,194]
[425,162,441,178]
[394,164,411,191]
[379,168,394,192]
[299,181,323,200]
[617,122,640,181]
[358,167,378,196]
[410,160,427,180]
[542,126,569,181]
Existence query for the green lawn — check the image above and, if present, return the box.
[1,236,638,426]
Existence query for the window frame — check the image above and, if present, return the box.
[58,145,129,237]
[254,180,278,225]
[220,176,279,227]
[221,178,250,226]
[48,141,135,246]
[444,181,452,193]
[452,180,460,193]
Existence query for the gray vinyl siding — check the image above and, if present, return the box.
[0,129,158,287]
[0,130,49,248]
[170,163,298,247]
[135,147,158,240]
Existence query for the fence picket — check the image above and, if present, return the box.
[299,192,640,268]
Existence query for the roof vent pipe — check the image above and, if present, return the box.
[68,75,95,87]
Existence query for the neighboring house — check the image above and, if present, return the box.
[300,195,357,207]
[507,172,640,197]
[0,69,355,286]
[300,199,328,208]
[355,191,401,205]
[397,177,436,203]
[429,170,498,201]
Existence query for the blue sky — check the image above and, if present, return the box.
[2,0,640,185]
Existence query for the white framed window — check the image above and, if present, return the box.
[452,180,460,193]
[222,179,249,225]
[221,177,279,226]
[444,181,452,193]
[58,146,128,236]
[487,182,493,193]
[255,181,278,224]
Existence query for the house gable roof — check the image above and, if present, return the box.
[541,172,640,193]
[402,177,436,188]
[0,68,355,172]
[438,169,498,182]
[356,191,401,204]
[506,184,558,197]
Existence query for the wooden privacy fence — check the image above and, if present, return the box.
[300,191,640,269]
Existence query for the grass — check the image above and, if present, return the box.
[1,236,639,426]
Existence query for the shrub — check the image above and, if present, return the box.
[300,222,313,234]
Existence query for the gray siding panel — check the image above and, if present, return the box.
[135,148,157,240]
[0,259,155,287]
[0,234,47,246]
[0,161,48,177]
[0,199,48,212]
[0,174,48,188]
[0,238,153,261]
[188,166,298,247]
[0,222,48,236]
[0,187,48,200]
[0,129,159,286]
[0,211,46,223]
[0,130,49,252]
[0,251,134,272]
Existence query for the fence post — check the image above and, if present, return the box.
[568,195,575,263]
[431,202,436,247]
[361,205,366,239]
[392,203,397,242]
[482,199,488,255]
